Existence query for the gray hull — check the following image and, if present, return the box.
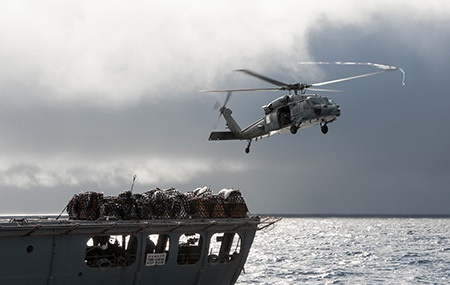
[0,216,260,285]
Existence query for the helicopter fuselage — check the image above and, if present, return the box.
[264,93,341,134]
[209,93,341,144]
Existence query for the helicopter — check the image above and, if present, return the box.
[202,62,405,154]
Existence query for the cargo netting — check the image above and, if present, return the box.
[66,187,249,220]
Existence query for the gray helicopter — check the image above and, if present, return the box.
[203,62,404,153]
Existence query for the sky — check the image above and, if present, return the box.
[0,0,449,215]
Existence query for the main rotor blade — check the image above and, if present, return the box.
[202,62,405,97]
[200,87,280,93]
[300,61,399,71]
[235,69,289,87]
[311,70,386,87]
[301,61,406,86]
[308,88,344,93]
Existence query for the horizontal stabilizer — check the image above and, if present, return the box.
[209,131,237,141]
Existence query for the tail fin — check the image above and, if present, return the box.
[221,107,241,134]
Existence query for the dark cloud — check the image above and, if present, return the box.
[266,12,450,214]
[0,1,449,215]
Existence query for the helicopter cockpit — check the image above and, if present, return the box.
[307,96,335,106]
[307,97,323,106]
[304,96,341,118]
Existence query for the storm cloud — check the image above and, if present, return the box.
[0,0,449,214]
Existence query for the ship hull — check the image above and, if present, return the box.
[0,217,259,285]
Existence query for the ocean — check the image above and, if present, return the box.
[237,217,450,284]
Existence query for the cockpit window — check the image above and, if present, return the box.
[309,98,322,105]
[325,98,336,105]
[319,97,329,105]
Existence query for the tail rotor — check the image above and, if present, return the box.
[213,91,232,128]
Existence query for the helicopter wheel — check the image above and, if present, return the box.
[321,124,328,134]
[290,125,298,134]
[245,140,251,154]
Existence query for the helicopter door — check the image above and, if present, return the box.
[291,101,305,121]
[265,112,279,131]
[277,106,291,127]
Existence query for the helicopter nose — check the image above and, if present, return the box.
[333,107,341,117]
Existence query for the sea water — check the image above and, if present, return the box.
[237,217,450,284]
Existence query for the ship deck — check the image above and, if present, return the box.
[0,215,269,237]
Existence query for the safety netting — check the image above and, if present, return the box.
[67,187,248,220]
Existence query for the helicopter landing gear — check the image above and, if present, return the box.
[320,123,329,134]
[245,140,252,154]
[290,125,298,134]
